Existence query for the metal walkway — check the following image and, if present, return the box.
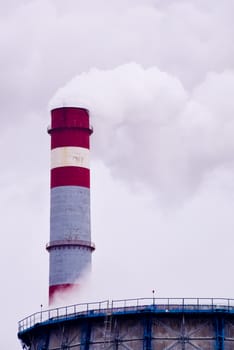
[18,297,234,334]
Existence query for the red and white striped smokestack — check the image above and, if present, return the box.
[47,106,95,304]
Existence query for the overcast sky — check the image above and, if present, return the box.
[1,1,234,348]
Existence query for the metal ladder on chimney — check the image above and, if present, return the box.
[103,301,113,349]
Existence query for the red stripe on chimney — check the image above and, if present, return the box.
[49,284,79,304]
[51,129,90,149]
[51,167,90,188]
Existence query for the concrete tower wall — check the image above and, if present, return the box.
[50,186,91,242]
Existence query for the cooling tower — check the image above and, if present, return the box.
[18,298,234,349]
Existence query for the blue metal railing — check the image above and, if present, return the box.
[18,297,234,333]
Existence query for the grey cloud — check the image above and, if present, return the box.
[1,0,233,120]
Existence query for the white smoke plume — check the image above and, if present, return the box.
[50,63,234,204]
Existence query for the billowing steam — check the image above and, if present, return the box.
[50,63,234,203]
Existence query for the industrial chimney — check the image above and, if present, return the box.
[47,107,95,304]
